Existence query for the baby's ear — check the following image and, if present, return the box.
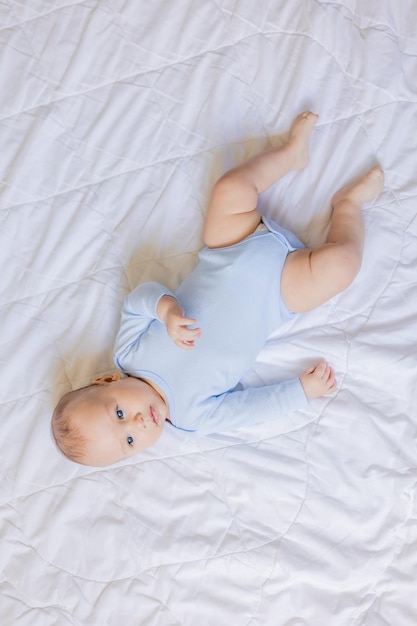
[91,372,122,386]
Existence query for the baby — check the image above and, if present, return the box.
[52,112,384,466]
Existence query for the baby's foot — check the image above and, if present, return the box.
[287,111,319,170]
[332,166,384,207]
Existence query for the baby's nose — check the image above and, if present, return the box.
[134,412,144,423]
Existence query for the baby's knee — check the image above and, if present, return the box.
[212,170,242,198]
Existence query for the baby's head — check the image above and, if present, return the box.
[52,374,169,466]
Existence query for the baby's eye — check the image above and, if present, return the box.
[127,435,134,447]
[116,408,124,420]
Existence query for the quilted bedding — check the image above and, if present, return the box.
[1,1,417,624]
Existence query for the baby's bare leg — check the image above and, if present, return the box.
[233,111,318,193]
[203,112,319,248]
[281,167,384,313]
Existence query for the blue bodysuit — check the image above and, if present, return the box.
[114,218,308,434]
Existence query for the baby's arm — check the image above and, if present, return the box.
[114,284,202,366]
[114,282,175,363]
[157,295,202,350]
[189,360,336,435]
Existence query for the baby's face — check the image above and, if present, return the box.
[71,377,169,466]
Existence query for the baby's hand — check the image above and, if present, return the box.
[300,359,336,399]
[157,295,202,350]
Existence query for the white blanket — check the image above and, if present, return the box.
[1,2,417,624]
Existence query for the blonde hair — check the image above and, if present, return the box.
[51,385,94,464]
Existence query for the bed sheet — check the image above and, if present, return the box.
[1,1,417,625]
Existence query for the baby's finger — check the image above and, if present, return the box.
[172,327,201,350]
[181,316,198,327]
[178,326,202,340]
[328,368,337,387]
[175,339,195,350]
[314,359,327,377]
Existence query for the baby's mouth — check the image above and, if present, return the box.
[150,406,159,425]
